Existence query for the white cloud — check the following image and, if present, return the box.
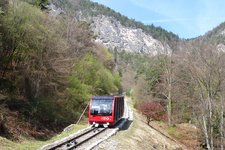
[143,17,225,24]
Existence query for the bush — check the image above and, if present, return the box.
[71,53,120,95]
[138,101,167,125]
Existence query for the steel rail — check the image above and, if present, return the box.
[48,127,97,150]
[67,127,108,150]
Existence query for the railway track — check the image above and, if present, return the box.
[40,99,131,150]
[44,127,108,150]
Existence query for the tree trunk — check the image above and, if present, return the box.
[221,97,224,150]
[168,82,172,126]
[166,54,172,126]
[208,97,214,150]
[203,115,211,150]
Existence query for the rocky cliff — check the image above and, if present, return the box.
[91,16,168,54]
[48,0,175,55]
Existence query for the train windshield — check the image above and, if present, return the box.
[91,99,113,116]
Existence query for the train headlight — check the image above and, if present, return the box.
[94,123,99,127]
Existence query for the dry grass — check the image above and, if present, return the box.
[96,98,187,150]
[172,123,202,150]
[150,121,202,150]
[0,124,88,150]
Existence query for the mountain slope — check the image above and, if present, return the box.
[92,15,166,54]
[50,0,179,54]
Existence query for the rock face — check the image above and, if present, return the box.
[91,16,167,55]
[47,3,169,55]
[47,3,64,16]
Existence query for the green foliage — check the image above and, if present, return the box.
[35,96,60,125]
[113,72,121,89]
[95,68,117,94]
[1,0,65,96]
[167,126,181,139]
[0,8,2,54]
[2,1,46,62]
[67,76,90,103]
[71,54,120,95]
[0,7,3,14]
[65,75,91,121]
[23,0,49,8]
[35,96,81,126]
[118,51,164,95]
[0,0,8,11]
[0,0,122,133]
[126,88,133,97]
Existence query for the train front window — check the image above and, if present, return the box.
[91,99,113,116]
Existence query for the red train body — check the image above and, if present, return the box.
[88,96,124,127]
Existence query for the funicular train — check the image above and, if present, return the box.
[88,96,124,127]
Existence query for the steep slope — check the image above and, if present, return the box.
[200,22,225,54]
[49,0,225,53]
[50,0,179,54]
[182,21,225,55]
[0,0,122,140]
[204,22,225,40]
[92,15,166,54]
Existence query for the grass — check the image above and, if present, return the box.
[0,124,88,150]
[167,126,181,139]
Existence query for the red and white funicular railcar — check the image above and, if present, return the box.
[88,96,124,127]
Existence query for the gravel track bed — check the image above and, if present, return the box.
[39,127,93,150]
[76,128,117,150]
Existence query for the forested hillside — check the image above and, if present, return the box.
[77,0,225,148]
[117,38,225,149]
[116,24,225,149]
[0,0,121,139]
[0,0,225,149]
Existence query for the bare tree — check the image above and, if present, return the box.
[156,43,175,126]
[186,42,225,150]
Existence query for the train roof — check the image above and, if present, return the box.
[91,96,123,100]
[92,96,114,100]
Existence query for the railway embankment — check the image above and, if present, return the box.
[0,97,199,150]
[93,111,187,150]
[39,97,190,150]
[39,98,132,150]
[93,98,199,150]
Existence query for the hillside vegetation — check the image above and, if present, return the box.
[117,39,225,149]
[117,35,225,149]
[0,0,121,139]
[0,0,225,149]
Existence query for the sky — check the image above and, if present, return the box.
[91,0,225,39]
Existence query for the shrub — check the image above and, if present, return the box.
[138,101,167,125]
[71,53,120,95]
